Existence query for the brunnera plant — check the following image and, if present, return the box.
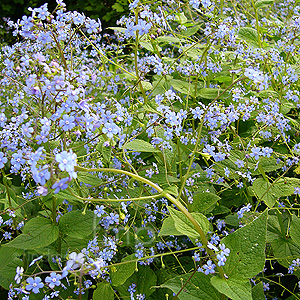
[1,0,300,299]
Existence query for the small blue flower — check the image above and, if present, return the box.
[25,277,44,294]
[45,272,62,289]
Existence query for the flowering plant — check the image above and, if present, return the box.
[1,0,300,299]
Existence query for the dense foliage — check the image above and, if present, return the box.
[1,0,300,299]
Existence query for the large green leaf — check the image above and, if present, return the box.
[59,210,98,239]
[93,281,114,300]
[4,217,59,250]
[168,206,210,239]
[0,247,23,289]
[110,254,136,286]
[222,210,267,278]
[161,272,220,300]
[210,277,252,300]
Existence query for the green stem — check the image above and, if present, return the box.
[252,0,262,48]
[75,166,226,278]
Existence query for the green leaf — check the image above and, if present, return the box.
[77,172,101,186]
[141,80,152,91]
[252,178,275,208]
[252,282,265,300]
[168,206,210,239]
[222,210,268,278]
[159,217,182,236]
[116,265,157,298]
[93,281,114,300]
[59,210,97,239]
[124,139,160,152]
[182,25,201,36]
[290,215,300,247]
[192,191,221,212]
[197,88,225,99]
[54,187,83,204]
[4,217,59,250]
[255,0,274,9]
[210,277,252,300]
[110,254,136,286]
[271,238,300,272]
[253,177,300,207]
[161,272,220,300]
[175,12,187,24]
[0,247,23,289]
[238,27,259,47]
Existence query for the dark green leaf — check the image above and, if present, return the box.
[4,217,59,250]
[192,191,221,212]
[59,210,98,239]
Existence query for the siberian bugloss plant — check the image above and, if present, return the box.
[1,0,300,299]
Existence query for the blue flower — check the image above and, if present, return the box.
[25,277,44,294]
[52,177,70,194]
[102,122,120,139]
[203,260,216,275]
[59,114,76,131]
[0,152,7,168]
[55,150,77,178]
[45,272,62,289]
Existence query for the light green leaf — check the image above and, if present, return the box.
[157,36,181,43]
[192,191,221,212]
[252,178,275,208]
[168,206,210,239]
[141,80,152,91]
[110,254,136,286]
[159,217,182,236]
[255,0,274,9]
[77,172,101,186]
[211,277,252,300]
[238,27,259,47]
[182,25,201,36]
[161,272,220,300]
[4,217,59,250]
[59,210,97,239]
[93,281,114,300]
[124,139,160,152]
[175,12,187,24]
[222,210,268,278]
[290,215,300,247]
[197,88,226,99]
